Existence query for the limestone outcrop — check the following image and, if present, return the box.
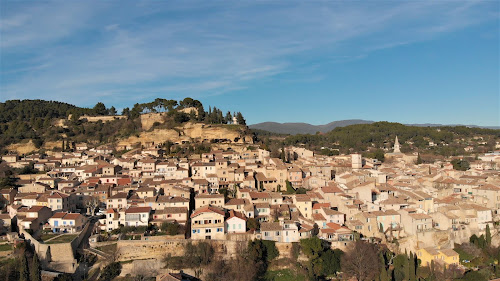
[118,122,253,147]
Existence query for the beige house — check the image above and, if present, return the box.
[195,194,225,209]
[141,196,189,210]
[399,210,433,235]
[106,192,129,209]
[151,207,189,226]
[472,184,500,211]
[260,220,299,243]
[47,192,71,212]
[18,182,49,194]
[191,205,226,240]
[293,194,313,219]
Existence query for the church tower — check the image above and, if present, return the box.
[394,136,401,153]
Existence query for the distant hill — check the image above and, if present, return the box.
[249,120,374,135]
[250,120,500,135]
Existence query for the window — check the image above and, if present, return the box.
[205,229,211,233]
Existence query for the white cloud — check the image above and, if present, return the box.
[0,1,497,107]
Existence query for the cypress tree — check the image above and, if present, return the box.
[429,260,435,281]
[403,253,410,281]
[409,252,416,281]
[379,253,390,281]
[19,255,29,281]
[280,145,286,162]
[380,265,389,281]
[31,253,41,281]
[486,224,492,247]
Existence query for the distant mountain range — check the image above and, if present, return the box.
[249,120,500,135]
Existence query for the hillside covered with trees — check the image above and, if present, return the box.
[0,98,247,154]
[256,121,500,158]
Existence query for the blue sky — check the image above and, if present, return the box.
[1,1,499,126]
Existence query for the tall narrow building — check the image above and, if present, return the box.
[394,136,401,153]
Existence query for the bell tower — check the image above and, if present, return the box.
[394,136,401,153]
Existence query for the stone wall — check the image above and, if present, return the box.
[115,237,293,261]
[79,115,127,122]
[21,221,93,273]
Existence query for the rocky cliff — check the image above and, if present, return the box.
[118,122,253,147]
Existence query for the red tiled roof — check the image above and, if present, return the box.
[51,212,67,219]
[125,207,151,214]
[190,205,225,218]
[47,192,69,199]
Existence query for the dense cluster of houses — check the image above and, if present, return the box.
[2,139,500,267]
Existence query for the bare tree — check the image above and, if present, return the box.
[341,240,380,281]
[85,197,100,216]
[132,261,159,281]
[460,242,482,257]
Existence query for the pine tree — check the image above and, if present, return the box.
[31,253,41,281]
[235,112,246,125]
[19,255,29,281]
[109,106,117,116]
[225,111,232,124]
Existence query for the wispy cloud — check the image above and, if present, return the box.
[0,1,497,107]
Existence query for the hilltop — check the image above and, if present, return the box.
[255,121,500,158]
[250,119,373,135]
[0,98,252,155]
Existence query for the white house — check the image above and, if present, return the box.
[225,210,247,234]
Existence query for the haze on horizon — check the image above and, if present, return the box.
[1,1,499,126]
